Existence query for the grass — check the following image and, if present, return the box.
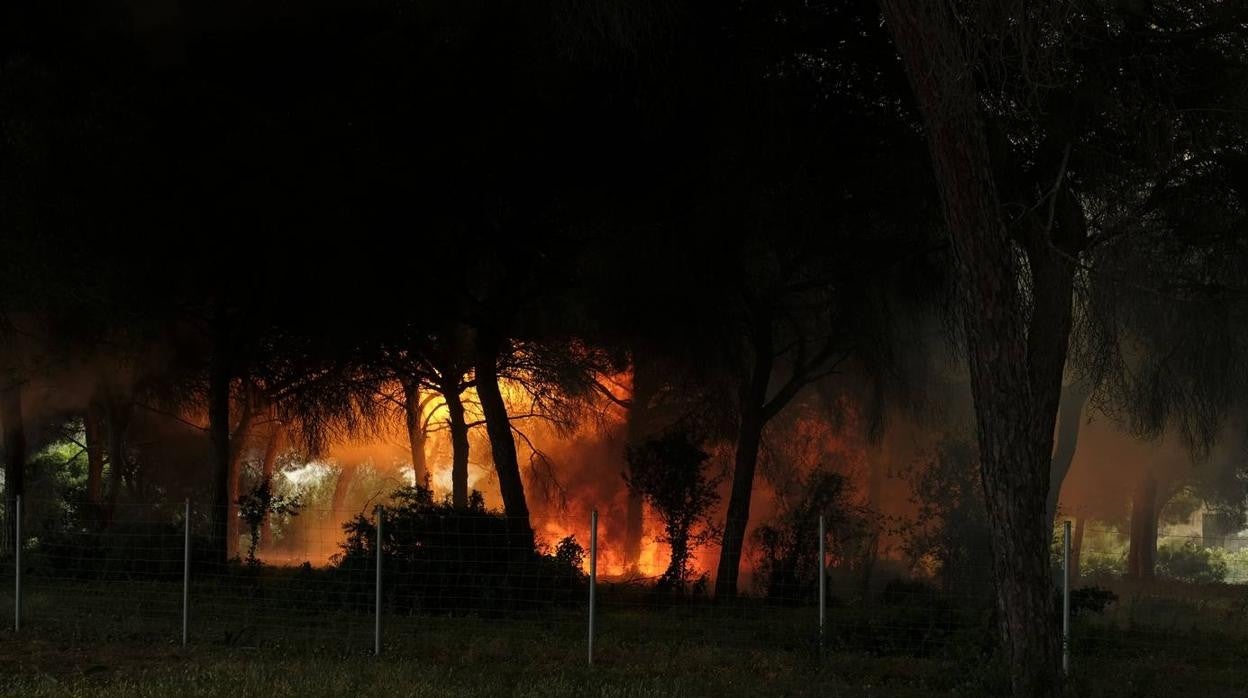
[0,575,1246,696]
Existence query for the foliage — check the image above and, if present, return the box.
[1156,540,1229,584]
[898,436,992,595]
[624,430,722,593]
[751,467,869,603]
[1222,548,1248,584]
[337,485,586,614]
[1070,586,1118,617]
[1081,550,1127,580]
[235,478,301,566]
[553,535,586,572]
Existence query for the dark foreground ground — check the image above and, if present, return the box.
[1,578,1246,696]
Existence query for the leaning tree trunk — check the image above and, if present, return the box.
[715,324,774,600]
[402,380,428,485]
[879,4,1073,693]
[1046,382,1092,527]
[1127,473,1158,579]
[2,381,26,552]
[474,332,532,548]
[441,379,471,510]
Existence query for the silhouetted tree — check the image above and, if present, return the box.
[625,430,722,592]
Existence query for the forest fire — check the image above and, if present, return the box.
[247,373,707,577]
[244,372,882,586]
[7,2,1248,694]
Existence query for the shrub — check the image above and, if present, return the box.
[1156,540,1228,584]
[1081,550,1126,580]
[752,468,868,603]
[1070,586,1117,616]
[899,436,993,596]
[1223,548,1248,583]
[335,485,586,615]
[32,522,187,581]
[624,429,721,594]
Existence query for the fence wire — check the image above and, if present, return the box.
[2,497,1247,678]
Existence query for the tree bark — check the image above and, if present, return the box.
[85,401,106,507]
[714,321,774,599]
[104,397,131,525]
[879,4,1072,693]
[2,381,26,550]
[1127,473,1158,579]
[208,316,232,564]
[402,379,428,485]
[441,380,470,510]
[1046,382,1091,527]
[474,331,532,547]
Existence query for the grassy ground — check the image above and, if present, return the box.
[0,577,1246,696]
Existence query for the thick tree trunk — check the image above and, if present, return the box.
[402,380,428,485]
[715,325,774,599]
[715,406,765,599]
[2,382,26,550]
[85,401,106,507]
[1070,516,1085,587]
[104,398,131,525]
[474,332,532,547]
[1046,382,1091,527]
[442,381,470,510]
[879,4,1073,693]
[1127,473,1158,579]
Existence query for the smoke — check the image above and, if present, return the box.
[1058,409,1248,524]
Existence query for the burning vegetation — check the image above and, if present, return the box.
[5,1,1248,695]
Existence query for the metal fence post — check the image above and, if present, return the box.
[374,505,383,657]
[1063,519,1071,676]
[182,498,190,647]
[13,495,20,633]
[588,509,598,666]
[818,513,825,648]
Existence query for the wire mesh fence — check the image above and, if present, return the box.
[3,495,1248,679]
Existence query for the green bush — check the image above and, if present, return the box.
[1081,550,1125,580]
[1156,540,1228,584]
[1223,548,1248,583]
